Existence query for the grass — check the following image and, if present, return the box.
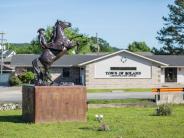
[87,88,151,93]
[1,106,184,138]
[88,99,154,104]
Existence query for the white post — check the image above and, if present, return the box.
[0,32,5,75]
[96,32,100,53]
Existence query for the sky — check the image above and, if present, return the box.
[0,0,173,49]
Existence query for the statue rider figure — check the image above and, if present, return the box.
[37,28,48,49]
[36,28,53,85]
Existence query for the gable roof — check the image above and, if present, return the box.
[78,50,168,66]
[11,54,104,67]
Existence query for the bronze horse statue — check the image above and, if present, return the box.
[32,20,80,85]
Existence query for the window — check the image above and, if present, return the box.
[110,67,137,70]
[63,68,70,78]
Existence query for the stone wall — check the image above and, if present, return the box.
[85,63,161,89]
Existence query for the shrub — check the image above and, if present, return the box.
[156,104,172,116]
[19,71,35,84]
[9,75,22,86]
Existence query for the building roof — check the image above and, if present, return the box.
[10,51,184,67]
[11,54,104,67]
[146,55,184,67]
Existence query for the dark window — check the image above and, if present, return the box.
[110,67,137,70]
[165,68,177,82]
[63,68,70,78]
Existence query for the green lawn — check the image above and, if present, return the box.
[1,106,184,138]
[88,99,154,104]
[87,88,151,93]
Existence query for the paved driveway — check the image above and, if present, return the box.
[0,87,155,102]
[0,87,22,103]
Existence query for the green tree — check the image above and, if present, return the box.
[128,41,150,52]
[155,0,184,55]
[9,43,35,54]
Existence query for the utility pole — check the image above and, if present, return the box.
[0,32,5,75]
[96,33,100,53]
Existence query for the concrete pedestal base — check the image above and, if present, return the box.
[155,92,184,105]
[22,85,87,123]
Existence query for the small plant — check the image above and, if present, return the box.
[95,114,103,123]
[9,74,22,86]
[19,71,35,84]
[95,114,110,131]
[156,104,172,116]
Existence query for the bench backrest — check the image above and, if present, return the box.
[152,88,184,92]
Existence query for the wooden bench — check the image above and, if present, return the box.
[152,88,184,93]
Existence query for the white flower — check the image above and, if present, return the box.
[99,114,103,118]
[95,114,99,118]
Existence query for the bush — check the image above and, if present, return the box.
[19,71,35,84]
[156,104,172,116]
[9,75,22,86]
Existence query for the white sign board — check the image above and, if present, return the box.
[94,53,152,79]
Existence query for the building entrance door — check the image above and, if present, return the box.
[165,68,177,82]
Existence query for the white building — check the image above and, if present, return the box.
[11,50,184,88]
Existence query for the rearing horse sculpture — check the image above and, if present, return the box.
[32,20,79,85]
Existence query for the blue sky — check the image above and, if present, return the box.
[0,0,172,49]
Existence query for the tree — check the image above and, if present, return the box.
[155,0,184,55]
[9,43,36,54]
[128,41,150,52]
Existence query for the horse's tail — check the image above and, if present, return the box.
[32,58,41,77]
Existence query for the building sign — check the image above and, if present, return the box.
[105,71,141,77]
[94,54,151,79]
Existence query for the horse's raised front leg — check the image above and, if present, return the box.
[65,40,79,50]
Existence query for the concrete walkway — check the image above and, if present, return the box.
[0,87,155,103]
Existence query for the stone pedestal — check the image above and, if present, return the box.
[22,85,87,123]
[155,92,184,105]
